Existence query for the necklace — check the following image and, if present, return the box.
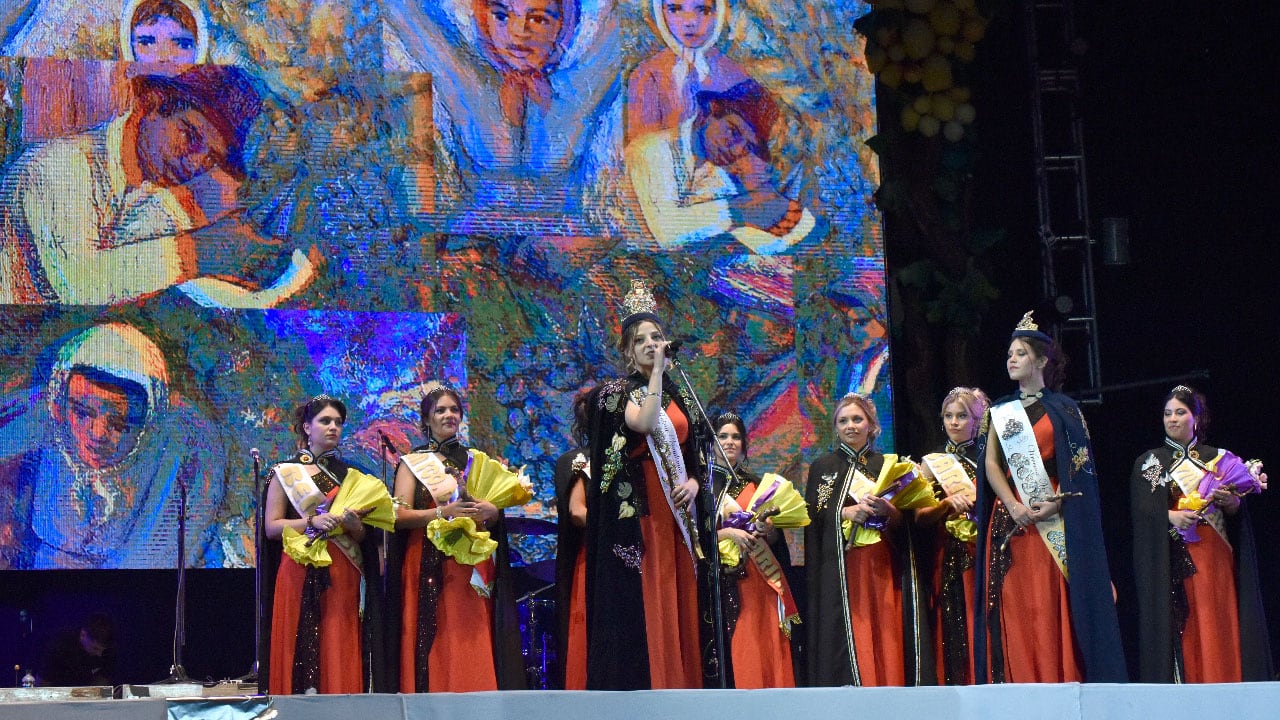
[1019,389,1044,401]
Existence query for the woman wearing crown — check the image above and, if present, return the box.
[804,392,937,687]
[584,279,706,689]
[711,411,803,688]
[391,385,528,692]
[263,395,395,694]
[1130,385,1271,682]
[915,386,989,685]
[973,313,1125,683]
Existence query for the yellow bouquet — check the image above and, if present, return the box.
[282,471,395,567]
[719,473,809,566]
[843,455,937,548]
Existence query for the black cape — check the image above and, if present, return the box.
[1130,441,1273,682]
[972,392,1127,683]
[584,372,707,690]
[803,448,934,687]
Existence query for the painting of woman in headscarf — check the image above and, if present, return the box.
[381,0,627,236]
[0,322,233,569]
[2,0,210,63]
[120,0,208,73]
[625,0,749,142]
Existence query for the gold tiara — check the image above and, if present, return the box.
[621,279,658,318]
[1014,311,1039,333]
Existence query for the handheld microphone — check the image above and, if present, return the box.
[667,339,685,355]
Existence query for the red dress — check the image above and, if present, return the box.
[269,548,364,694]
[400,500,500,692]
[986,412,1083,683]
[725,481,796,689]
[634,402,702,688]
[844,536,906,686]
[564,545,588,689]
[1177,493,1243,682]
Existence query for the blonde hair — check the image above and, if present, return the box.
[940,386,990,425]
[832,392,880,446]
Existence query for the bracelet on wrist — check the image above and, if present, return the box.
[306,515,315,529]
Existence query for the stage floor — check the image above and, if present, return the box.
[1,683,1277,720]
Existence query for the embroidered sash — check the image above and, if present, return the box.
[273,463,362,570]
[990,400,1069,578]
[645,398,702,561]
[1169,450,1228,542]
[923,452,978,542]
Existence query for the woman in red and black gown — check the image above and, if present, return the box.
[391,386,524,692]
[1130,385,1271,682]
[584,281,705,689]
[264,395,392,694]
[973,312,1125,683]
[712,412,799,688]
[916,386,989,685]
[804,393,931,687]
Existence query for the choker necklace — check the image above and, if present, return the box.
[1019,389,1044,401]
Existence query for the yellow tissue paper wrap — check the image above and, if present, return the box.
[426,516,499,565]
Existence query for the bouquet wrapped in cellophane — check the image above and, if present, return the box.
[719,473,808,567]
[283,472,395,567]
[1174,452,1265,542]
[426,449,533,566]
[844,455,937,548]
[464,449,533,508]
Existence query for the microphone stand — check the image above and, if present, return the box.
[160,470,191,683]
[236,450,263,684]
[666,353,739,689]
[377,434,401,600]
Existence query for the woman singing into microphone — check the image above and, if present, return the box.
[584,279,706,689]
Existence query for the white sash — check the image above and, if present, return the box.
[990,400,1069,578]
[646,400,701,561]
[402,451,461,504]
[273,462,362,569]
[922,453,976,503]
[1168,450,1228,541]
[844,465,878,503]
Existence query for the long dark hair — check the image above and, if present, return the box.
[1014,335,1068,391]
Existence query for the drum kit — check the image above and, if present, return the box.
[509,515,557,690]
